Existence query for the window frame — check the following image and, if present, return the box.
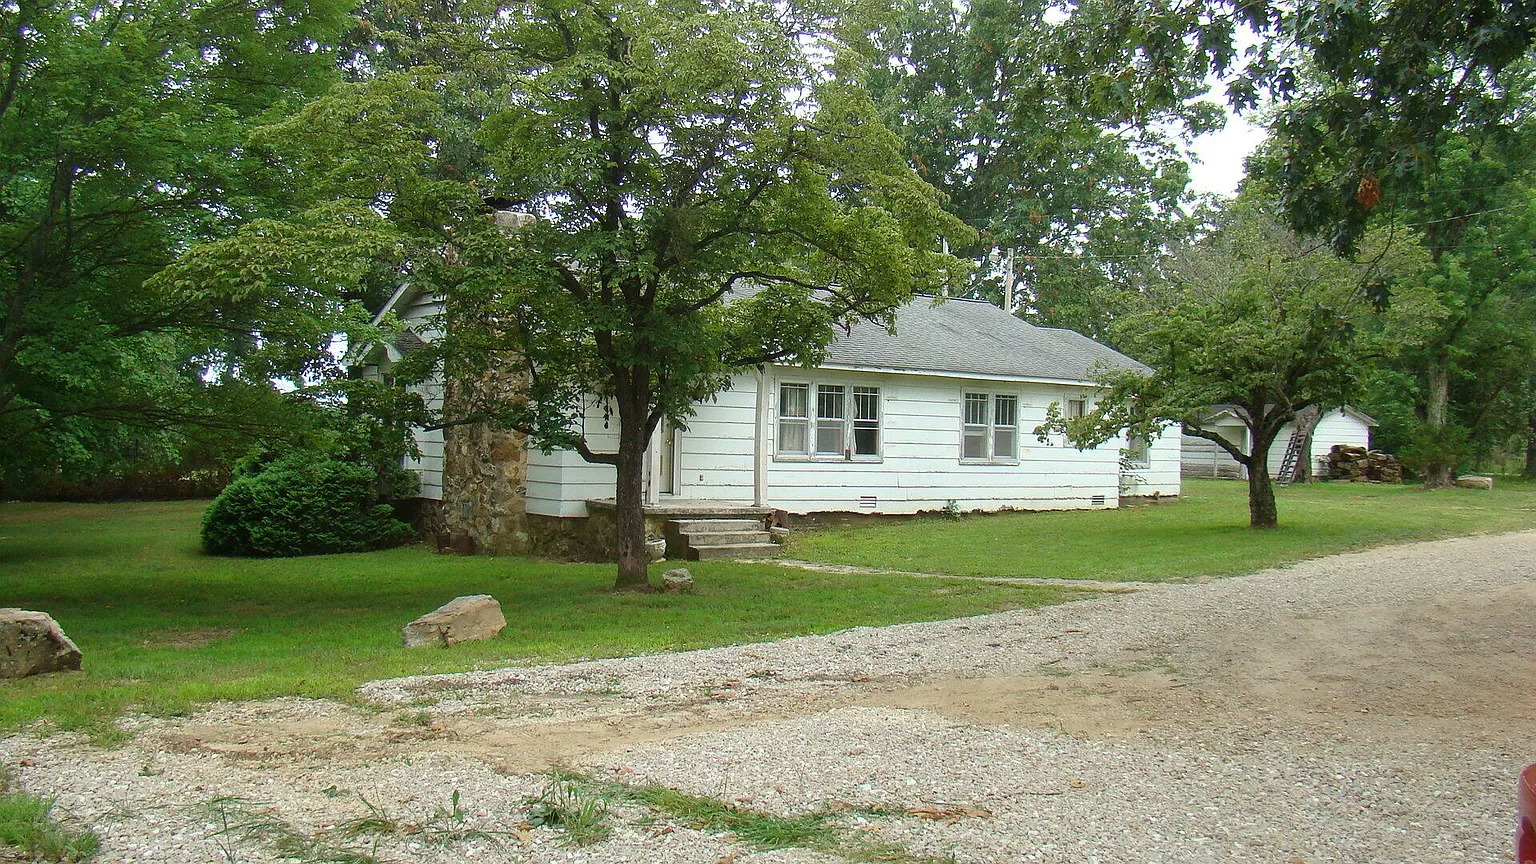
[1123,432,1152,469]
[959,390,1021,464]
[774,377,883,462]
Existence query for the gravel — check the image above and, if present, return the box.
[4,530,1534,863]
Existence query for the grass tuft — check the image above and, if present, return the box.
[550,771,957,863]
[524,777,612,846]
[0,769,99,862]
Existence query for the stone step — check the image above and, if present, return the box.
[684,530,771,546]
[689,542,784,560]
[670,518,764,534]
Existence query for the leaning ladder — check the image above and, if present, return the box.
[1274,432,1306,486]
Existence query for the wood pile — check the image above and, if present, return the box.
[1326,445,1404,483]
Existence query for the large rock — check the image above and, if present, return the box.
[661,568,694,593]
[0,609,82,678]
[402,595,507,648]
[1456,475,1494,490]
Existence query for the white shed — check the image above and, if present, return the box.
[1181,406,1376,480]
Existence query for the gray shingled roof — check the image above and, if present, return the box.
[819,296,1148,383]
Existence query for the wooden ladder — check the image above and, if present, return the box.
[1275,432,1306,486]
[1275,405,1324,486]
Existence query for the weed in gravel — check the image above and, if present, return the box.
[0,768,100,862]
[524,776,613,846]
[550,771,957,864]
[625,784,832,848]
[333,791,503,847]
[202,796,379,864]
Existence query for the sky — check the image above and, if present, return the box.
[1185,111,1268,197]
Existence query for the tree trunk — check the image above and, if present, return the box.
[1247,458,1279,528]
[611,422,652,592]
[1524,417,1536,480]
[1422,364,1454,488]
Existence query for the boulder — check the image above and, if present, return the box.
[660,568,694,593]
[402,595,507,648]
[1455,475,1494,490]
[0,609,82,678]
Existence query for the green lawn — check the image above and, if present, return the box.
[791,477,1536,582]
[0,500,1074,737]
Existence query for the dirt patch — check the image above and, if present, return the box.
[864,671,1188,738]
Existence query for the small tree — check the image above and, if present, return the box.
[1038,204,1429,528]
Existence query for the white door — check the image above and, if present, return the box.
[659,422,679,495]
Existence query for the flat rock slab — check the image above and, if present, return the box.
[402,595,506,649]
[0,609,82,678]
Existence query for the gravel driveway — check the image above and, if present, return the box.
[4,531,1534,863]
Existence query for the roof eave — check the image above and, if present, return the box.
[803,361,1106,388]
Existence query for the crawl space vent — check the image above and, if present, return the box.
[1090,494,1107,507]
[858,495,878,509]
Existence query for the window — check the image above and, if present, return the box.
[815,385,845,454]
[1124,434,1151,468]
[777,380,881,459]
[962,392,1018,462]
[778,383,808,454]
[1065,397,1087,419]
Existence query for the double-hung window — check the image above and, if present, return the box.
[962,392,1018,462]
[1124,434,1151,469]
[777,381,881,459]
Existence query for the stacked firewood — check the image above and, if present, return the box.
[1326,445,1404,483]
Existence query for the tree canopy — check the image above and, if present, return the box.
[0,0,359,491]
[1041,204,1431,527]
[170,0,970,587]
[868,0,1213,338]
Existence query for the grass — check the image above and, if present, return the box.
[790,477,1536,582]
[0,500,1076,736]
[524,777,613,846]
[0,768,100,862]
[544,771,956,863]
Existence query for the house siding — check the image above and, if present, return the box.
[525,368,1180,517]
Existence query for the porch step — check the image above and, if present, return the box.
[671,518,764,534]
[683,530,770,546]
[690,542,784,560]
[665,517,784,560]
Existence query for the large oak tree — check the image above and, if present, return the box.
[0,0,359,490]
[175,0,970,589]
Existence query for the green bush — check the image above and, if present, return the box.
[201,455,418,557]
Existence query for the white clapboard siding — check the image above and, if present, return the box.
[524,367,1183,516]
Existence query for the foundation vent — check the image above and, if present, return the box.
[858,495,878,509]
[1090,494,1107,507]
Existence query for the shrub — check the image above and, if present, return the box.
[201,455,418,557]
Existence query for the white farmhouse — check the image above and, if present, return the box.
[362,289,1181,558]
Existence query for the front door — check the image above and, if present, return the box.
[658,422,679,495]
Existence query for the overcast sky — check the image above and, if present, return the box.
[1185,110,1268,197]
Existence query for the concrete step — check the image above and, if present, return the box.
[670,518,764,534]
[689,542,784,560]
[685,530,771,546]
